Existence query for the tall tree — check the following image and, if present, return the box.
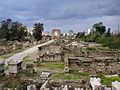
[0,19,12,40]
[93,22,106,34]
[76,32,85,38]
[106,28,111,37]
[33,23,44,41]
[0,19,27,41]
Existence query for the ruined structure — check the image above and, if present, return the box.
[64,56,92,72]
[36,40,64,64]
[112,81,120,90]
[91,56,120,75]
[0,59,4,76]
[17,79,89,90]
[90,77,103,90]
[63,41,120,75]
[36,39,120,75]
[8,59,23,75]
[52,29,61,39]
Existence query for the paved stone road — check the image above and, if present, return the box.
[4,40,54,66]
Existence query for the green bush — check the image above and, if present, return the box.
[76,33,120,49]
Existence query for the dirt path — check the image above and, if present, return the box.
[4,40,54,66]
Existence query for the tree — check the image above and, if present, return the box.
[8,21,27,41]
[106,28,111,37]
[33,23,44,41]
[93,22,106,34]
[76,32,85,39]
[0,19,12,40]
[0,19,27,41]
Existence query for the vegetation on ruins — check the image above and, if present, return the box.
[38,62,64,69]
[99,74,120,86]
[76,22,120,49]
[51,71,89,80]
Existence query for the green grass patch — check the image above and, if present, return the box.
[110,77,120,82]
[96,45,109,50]
[38,62,64,69]
[5,76,21,89]
[99,74,120,86]
[51,71,89,80]
[23,56,32,63]
[22,56,33,69]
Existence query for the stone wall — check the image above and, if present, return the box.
[37,41,64,62]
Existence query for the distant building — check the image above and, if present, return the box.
[8,59,23,74]
[52,29,61,39]
[42,32,50,36]
[87,28,91,35]
[86,28,95,35]
[27,30,33,36]
[62,33,67,37]
[69,30,74,36]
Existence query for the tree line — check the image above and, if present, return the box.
[0,19,43,42]
[76,22,120,49]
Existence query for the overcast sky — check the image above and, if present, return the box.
[0,0,120,33]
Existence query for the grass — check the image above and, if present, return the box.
[22,56,33,69]
[37,62,89,80]
[95,45,110,50]
[51,71,89,80]
[4,76,21,89]
[110,77,120,81]
[23,56,33,63]
[38,62,64,69]
[99,74,120,86]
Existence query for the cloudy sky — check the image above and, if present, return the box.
[0,0,120,32]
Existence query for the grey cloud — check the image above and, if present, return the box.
[0,0,120,32]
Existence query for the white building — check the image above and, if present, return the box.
[87,28,91,35]
[42,32,51,36]
[27,30,33,35]
[69,30,74,36]
[86,28,95,35]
